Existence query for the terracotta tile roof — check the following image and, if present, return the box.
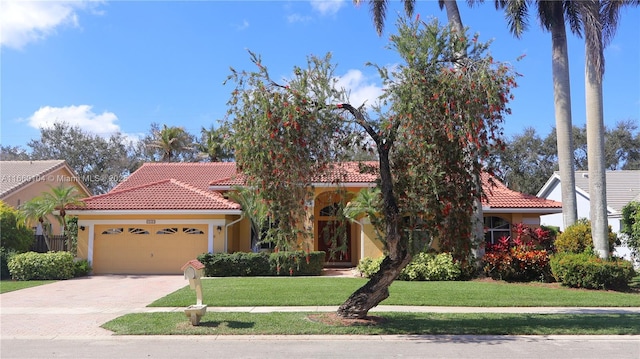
[114,162,237,192]
[78,161,558,212]
[80,178,240,211]
[209,173,246,188]
[312,162,379,184]
[481,173,562,209]
[0,160,66,197]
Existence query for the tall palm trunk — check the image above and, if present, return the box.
[441,0,464,34]
[585,62,609,258]
[583,0,609,258]
[550,3,578,229]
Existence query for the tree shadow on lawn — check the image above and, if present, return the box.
[312,313,640,336]
[193,320,255,329]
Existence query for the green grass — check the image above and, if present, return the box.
[0,280,55,294]
[103,312,640,335]
[150,277,640,308]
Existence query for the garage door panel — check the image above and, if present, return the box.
[93,224,208,274]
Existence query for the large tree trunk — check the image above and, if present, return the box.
[584,8,609,259]
[337,250,412,319]
[550,5,578,229]
[337,132,411,319]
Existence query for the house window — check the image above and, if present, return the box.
[183,227,204,235]
[320,203,341,217]
[157,228,178,235]
[102,228,123,235]
[484,216,511,245]
[128,227,149,235]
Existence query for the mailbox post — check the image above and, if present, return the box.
[181,259,207,325]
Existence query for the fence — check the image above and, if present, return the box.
[31,235,68,253]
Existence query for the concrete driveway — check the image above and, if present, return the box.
[0,275,186,337]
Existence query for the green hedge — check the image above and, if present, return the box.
[198,251,325,276]
[550,252,636,290]
[357,252,463,281]
[8,251,75,281]
[73,259,92,277]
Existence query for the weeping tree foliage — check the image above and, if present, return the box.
[225,49,358,252]
[225,18,517,318]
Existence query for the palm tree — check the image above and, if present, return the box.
[494,0,580,230]
[197,125,233,162]
[148,124,193,162]
[580,0,638,258]
[355,0,466,35]
[227,187,268,252]
[21,184,85,251]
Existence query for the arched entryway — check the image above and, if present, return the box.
[315,191,354,266]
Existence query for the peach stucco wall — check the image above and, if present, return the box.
[2,166,91,235]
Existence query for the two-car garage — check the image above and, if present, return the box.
[88,223,214,274]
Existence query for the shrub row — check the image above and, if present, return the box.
[555,218,617,254]
[197,251,325,276]
[550,252,636,290]
[6,251,92,281]
[8,251,75,280]
[357,252,463,281]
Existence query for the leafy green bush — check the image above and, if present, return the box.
[73,259,92,277]
[1,247,17,280]
[550,252,636,290]
[198,251,325,276]
[555,218,616,254]
[357,253,462,281]
[399,252,462,281]
[621,201,640,264]
[8,251,75,280]
[357,256,383,277]
[0,201,34,252]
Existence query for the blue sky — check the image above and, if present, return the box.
[1,1,639,150]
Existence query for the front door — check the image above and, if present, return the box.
[317,220,351,264]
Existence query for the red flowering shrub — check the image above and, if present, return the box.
[482,224,554,282]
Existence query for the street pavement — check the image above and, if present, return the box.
[1,274,639,358]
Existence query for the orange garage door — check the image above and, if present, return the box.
[93,225,208,274]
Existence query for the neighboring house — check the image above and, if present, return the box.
[71,162,562,274]
[0,160,92,235]
[537,170,640,259]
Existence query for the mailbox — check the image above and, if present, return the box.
[181,259,207,325]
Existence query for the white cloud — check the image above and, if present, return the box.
[336,69,384,109]
[27,105,122,138]
[310,0,345,16]
[0,1,102,49]
[236,19,250,30]
[287,13,312,23]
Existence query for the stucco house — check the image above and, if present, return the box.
[537,170,640,259]
[0,160,92,235]
[71,162,562,274]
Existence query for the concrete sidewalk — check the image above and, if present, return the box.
[2,274,639,338]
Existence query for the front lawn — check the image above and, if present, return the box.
[150,277,640,308]
[103,312,640,335]
[0,280,55,294]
